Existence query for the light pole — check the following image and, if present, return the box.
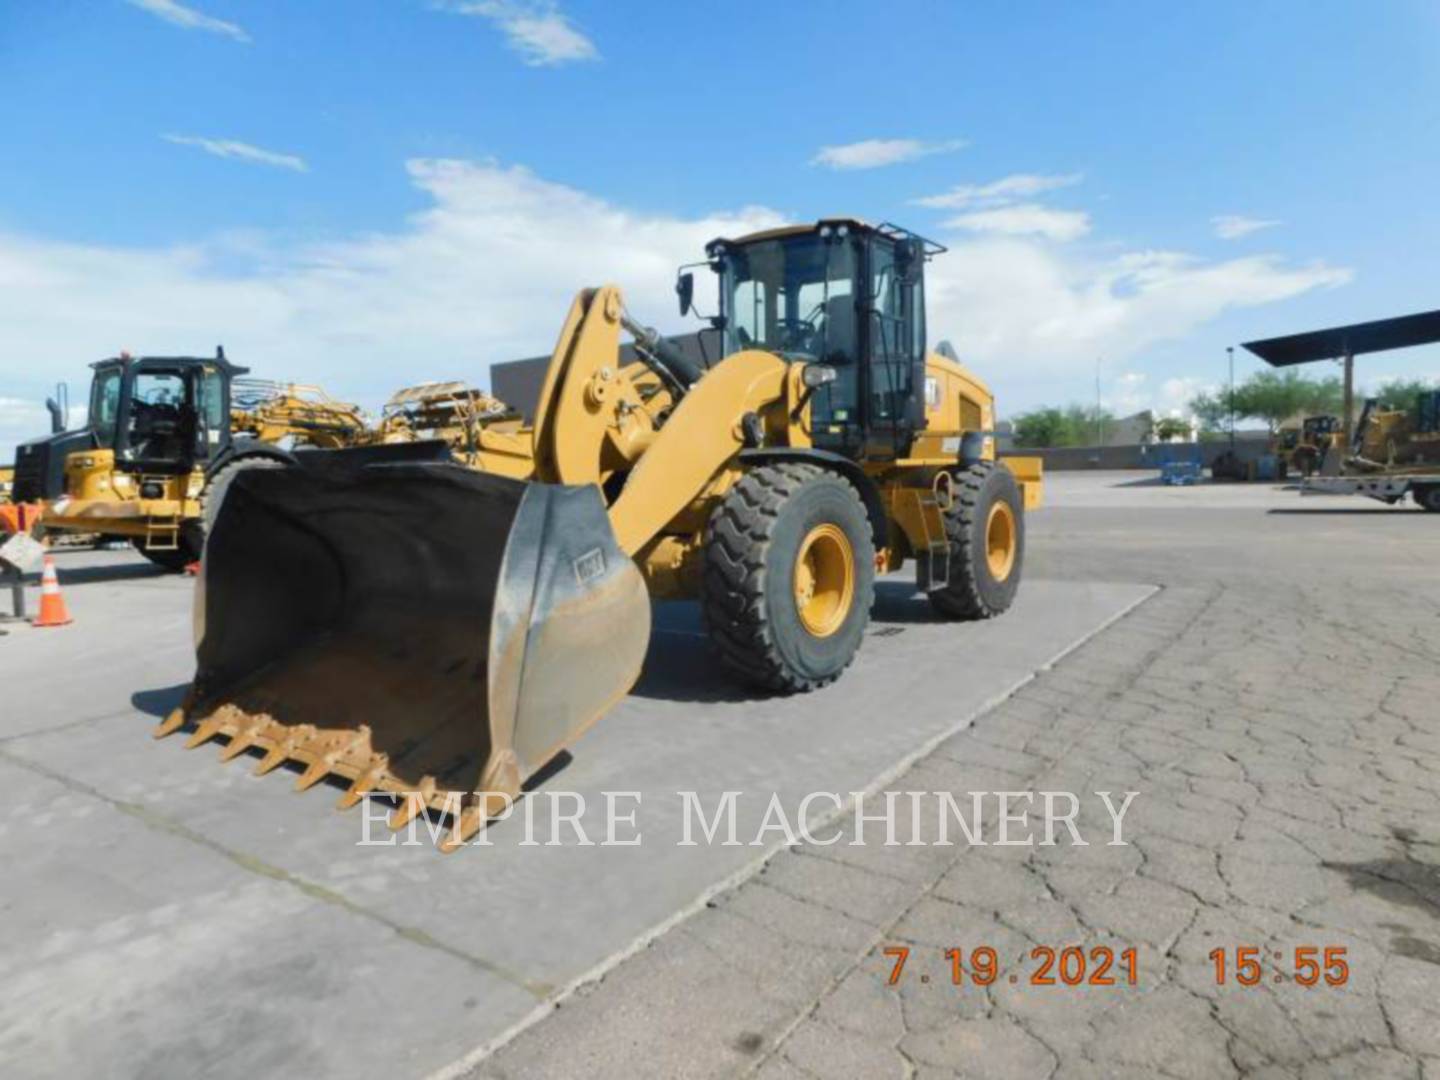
[1095,357,1103,446]
[1227,345,1236,452]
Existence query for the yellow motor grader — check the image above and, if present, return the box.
[162,219,1043,849]
[364,380,531,473]
[230,378,369,449]
[11,351,369,569]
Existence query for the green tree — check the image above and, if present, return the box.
[1154,416,1190,442]
[1011,404,1117,448]
[1369,377,1437,411]
[1188,369,1344,433]
[1188,389,1231,433]
[1011,407,1066,448]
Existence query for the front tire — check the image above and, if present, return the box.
[201,456,286,539]
[702,463,875,693]
[130,522,203,572]
[929,461,1025,620]
[1415,485,1440,512]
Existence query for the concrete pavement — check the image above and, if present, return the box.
[0,517,1149,1078]
[471,475,1440,1079]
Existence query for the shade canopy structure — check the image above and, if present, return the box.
[1242,310,1440,367]
[1240,309,1440,447]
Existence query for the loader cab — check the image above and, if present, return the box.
[702,220,942,460]
[91,351,246,475]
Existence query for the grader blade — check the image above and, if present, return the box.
[158,457,650,851]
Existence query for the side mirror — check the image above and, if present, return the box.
[896,239,924,284]
[676,272,694,316]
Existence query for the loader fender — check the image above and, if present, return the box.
[739,448,888,549]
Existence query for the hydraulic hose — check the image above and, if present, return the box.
[620,314,706,393]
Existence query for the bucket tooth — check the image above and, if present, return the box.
[294,758,333,792]
[153,708,188,739]
[295,731,369,792]
[218,718,269,762]
[389,777,437,831]
[253,725,313,777]
[219,734,256,762]
[253,746,290,776]
[439,791,513,853]
[440,805,484,853]
[184,717,226,750]
[336,758,389,811]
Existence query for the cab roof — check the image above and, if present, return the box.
[719,218,871,247]
[709,219,946,256]
[90,349,248,377]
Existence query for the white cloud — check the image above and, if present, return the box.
[1212,214,1281,240]
[0,397,51,465]
[944,204,1092,242]
[925,230,1351,393]
[125,0,250,43]
[914,173,1082,210]
[0,159,1351,461]
[811,138,966,171]
[1105,371,1211,418]
[438,1,599,66]
[163,135,308,173]
[0,160,781,460]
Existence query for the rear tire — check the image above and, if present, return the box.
[1415,485,1440,512]
[929,461,1024,620]
[702,463,875,693]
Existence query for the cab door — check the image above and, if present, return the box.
[863,238,926,460]
[194,362,231,462]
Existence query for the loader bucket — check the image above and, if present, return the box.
[157,456,651,850]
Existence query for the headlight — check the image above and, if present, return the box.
[802,364,838,389]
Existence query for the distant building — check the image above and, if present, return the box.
[1106,410,1155,446]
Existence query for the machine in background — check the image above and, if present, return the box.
[11,351,369,568]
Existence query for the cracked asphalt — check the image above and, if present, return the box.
[472,475,1440,1079]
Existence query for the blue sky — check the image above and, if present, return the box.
[2,0,1439,455]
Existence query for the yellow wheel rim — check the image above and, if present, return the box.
[794,523,854,638]
[985,501,1017,581]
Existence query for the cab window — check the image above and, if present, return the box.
[89,368,123,448]
[128,372,191,462]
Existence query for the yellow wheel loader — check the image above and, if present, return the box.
[161,219,1043,850]
[12,352,368,569]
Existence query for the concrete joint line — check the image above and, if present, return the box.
[426,584,1166,1080]
[0,744,550,1000]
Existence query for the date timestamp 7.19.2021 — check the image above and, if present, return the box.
[883,945,1139,987]
[882,945,1352,989]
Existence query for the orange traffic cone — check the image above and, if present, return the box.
[33,554,72,628]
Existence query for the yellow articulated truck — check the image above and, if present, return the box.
[162,219,1043,849]
[11,351,368,569]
